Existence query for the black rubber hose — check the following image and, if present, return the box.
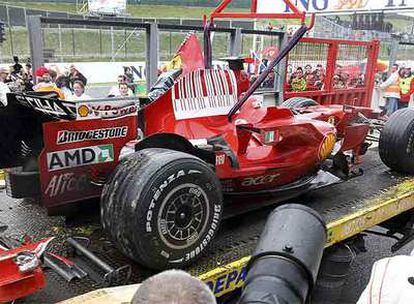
[238,204,327,304]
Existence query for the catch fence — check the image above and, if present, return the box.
[285,37,380,107]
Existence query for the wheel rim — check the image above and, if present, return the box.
[157,183,210,249]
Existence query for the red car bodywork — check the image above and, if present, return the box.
[4,46,375,209]
[0,238,52,303]
[143,70,335,193]
[2,32,378,210]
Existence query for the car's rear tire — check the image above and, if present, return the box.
[281,97,319,109]
[379,108,414,174]
[101,148,223,270]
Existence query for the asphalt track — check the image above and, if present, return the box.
[0,148,413,303]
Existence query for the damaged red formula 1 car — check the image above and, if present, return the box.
[1,1,414,270]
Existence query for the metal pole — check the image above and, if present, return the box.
[252,21,257,54]
[388,35,399,76]
[124,29,127,59]
[27,15,44,82]
[72,28,75,57]
[23,7,28,25]
[6,6,14,58]
[99,28,103,58]
[230,28,242,57]
[58,24,63,62]
[146,23,159,92]
[111,26,114,59]
[275,32,288,105]
[169,31,172,58]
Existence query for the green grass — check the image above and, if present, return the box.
[3,1,238,19]
[0,1,246,63]
[0,27,235,63]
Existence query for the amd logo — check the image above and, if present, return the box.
[47,145,114,172]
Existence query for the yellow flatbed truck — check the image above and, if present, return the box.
[1,148,414,303]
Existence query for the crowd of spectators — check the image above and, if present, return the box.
[286,63,327,92]
[285,62,367,92]
[0,57,138,106]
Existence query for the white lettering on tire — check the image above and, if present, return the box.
[144,168,221,264]
[183,204,221,263]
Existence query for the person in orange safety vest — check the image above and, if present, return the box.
[380,64,400,116]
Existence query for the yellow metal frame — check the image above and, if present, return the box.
[60,179,414,303]
[199,179,414,298]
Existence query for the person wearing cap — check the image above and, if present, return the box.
[34,66,65,100]
[69,64,87,89]
[0,67,10,107]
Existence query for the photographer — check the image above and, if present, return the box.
[131,270,216,304]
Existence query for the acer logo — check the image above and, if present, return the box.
[241,174,280,187]
[45,173,89,198]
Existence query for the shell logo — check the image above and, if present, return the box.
[319,133,336,161]
[327,116,337,125]
[77,105,90,118]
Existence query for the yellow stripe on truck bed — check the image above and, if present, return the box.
[199,179,414,298]
[58,178,414,303]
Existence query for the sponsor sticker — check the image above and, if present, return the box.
[45,173,89,198]
[57,127,128,145]
[327,116,337,125]
[47,144,114,172]
[204,265,248,298]
[215,154,226,166]
[76,100,138,120]
[241,174,280,187]
[15,94,76,119]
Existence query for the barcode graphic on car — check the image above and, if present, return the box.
[173,69,238,120]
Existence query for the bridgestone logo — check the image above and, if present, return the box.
[57,127,128,145]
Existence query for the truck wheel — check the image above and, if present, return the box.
[379,108,414,174]
[281,97,319,109]
[101,148,223,270]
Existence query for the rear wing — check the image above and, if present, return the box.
[5,93,140,121]
[0,93,139,169]
[6,92,77,120]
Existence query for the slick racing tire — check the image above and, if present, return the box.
[379,108,414,174]
[281,97,319,109]
[101,148,223,270]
